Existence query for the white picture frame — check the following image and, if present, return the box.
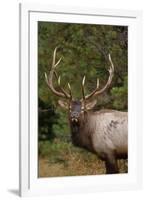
[19,3,143,197]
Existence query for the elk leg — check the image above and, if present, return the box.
[105,152,118,174]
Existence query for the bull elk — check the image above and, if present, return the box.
[45,47,128,174]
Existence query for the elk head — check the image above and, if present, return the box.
[45,47,114,124]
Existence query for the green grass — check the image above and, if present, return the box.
[38,139,127,177]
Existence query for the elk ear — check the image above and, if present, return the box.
[85,99,97,110]
[58,99,68,109]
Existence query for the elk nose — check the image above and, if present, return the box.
[71,111,79,118]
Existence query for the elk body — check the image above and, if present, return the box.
[45,47,128,174]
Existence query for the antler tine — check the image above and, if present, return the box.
[67,82,72,100]
[57,75,61,86]
[45,72,49,86]
[96,78,99,88]
[108,54,114,72]
[82,75,86,101]
[55,57,62,67]
[81,54,114,101]
[52,47,57,67]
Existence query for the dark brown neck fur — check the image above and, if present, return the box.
[69,112,95,153]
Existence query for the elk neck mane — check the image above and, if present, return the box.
[69,111,96,152]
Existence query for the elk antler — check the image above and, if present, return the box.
[45,47,72,99]
[81,54,114,101]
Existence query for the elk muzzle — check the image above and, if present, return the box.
[70,111,80,123]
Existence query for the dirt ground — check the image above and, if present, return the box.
[38,157,127,177]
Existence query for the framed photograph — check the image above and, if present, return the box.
[19,3,142,197]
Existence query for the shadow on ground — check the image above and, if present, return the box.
[8,189,19,196]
